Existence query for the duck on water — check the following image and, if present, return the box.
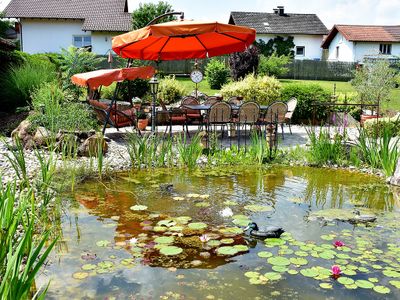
[244,222,285,239]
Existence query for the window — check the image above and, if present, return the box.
[379,44,392,55]
[73,35,91,48]
[336,46,340,59]
[296,46,305,56]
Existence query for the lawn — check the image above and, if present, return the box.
[176,77,400,112]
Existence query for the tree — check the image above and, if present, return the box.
[229,45,260,81]
[258,53,291,77]
[131,1,175,30]
[255,36,295,57]
[351,59,396,105]
[0,11,14,38]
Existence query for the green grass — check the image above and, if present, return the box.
[176,77,400,111]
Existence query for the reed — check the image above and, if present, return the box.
[175,133,203,169]
[4,139,29,188]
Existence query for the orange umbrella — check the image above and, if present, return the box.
[71,66,155,90]
[112,20,256,61]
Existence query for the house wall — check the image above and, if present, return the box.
[327,32,400,62]
[257,33,324,60]
[20,19,116,54]
[326,32,354,62]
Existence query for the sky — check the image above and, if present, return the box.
[1,0,400,29]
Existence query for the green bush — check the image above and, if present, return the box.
[0,50,28,73]
[29,81,98,132]
[101,79,150,102]
[281,83,330,124]
[364,115,400,137]
[220,74,281,105]
[205,58,229,89]
[158,75,186,105]
[258,53,291,77]
[0,59,56,111]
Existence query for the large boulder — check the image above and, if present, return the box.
[11,119,32,141]
[78,133,108,157]
[390,159,400,186]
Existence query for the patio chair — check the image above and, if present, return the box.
[228,96,243,106]
[233,102,260,146]
[181,96,203,125]
[204,102,232,146]
[88,99,140,132]
[204,96,222,106]
[285,97,297,135]
[155,108,189,137]
[261,102,288,140]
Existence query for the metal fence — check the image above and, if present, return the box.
[281,60,356,81]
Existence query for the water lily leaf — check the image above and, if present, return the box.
[188,222,207,230]
[244,271,260,278]
[264,272,282,281]
[265,238,285,247]
[96,240,110,247]
[159,246,183,256]
[342,269,357,276]
[154,236,174,244]
[383,270,400,278]
[249,277,263,285]
[258,251,273,258]
[175,216,192,224]
[290,257,308,266]
[121,258,134,266]
[319,251,335,260]
[130,205,148,211]
[373,285,390,294]
[338,277,355,285]
[173,196,185,201]
[233,218,251,226]
[224,200,238,206]
[219,227,243,235]
[98,261,114,269]
[216,246,239,256]
[195,202,211,207]
[371,264,383,270]
[288,269,299,275]
[187,193,201,198]
[389,280,400,288]
[73,272,89,280]
[199,194,210,199]
[355,280,375,289]
[300,269,319,278]
[81,264,96,271]
[358,267,369,273]
[319,283,333,289]
[169,226,183,232]
[279,248,294,255]
[207,240,221,247]
[368,278,379,283]
[234,245,249,252]
[272,266,288,273]
[321,234,335,241]
[267,257,290,266]
[244,204,273,212]
[157,220,176,227]
[221,238,234,244]
[294,251,308,257]
[345,284,358,290]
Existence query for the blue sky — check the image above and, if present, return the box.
[1,0,400,29]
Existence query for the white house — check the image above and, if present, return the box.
[321,25,400,63]
[229,6,328,60]
[4,0,132,55]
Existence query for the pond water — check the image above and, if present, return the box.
[41,166,400,299]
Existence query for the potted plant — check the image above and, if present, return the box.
[137,111,148,130]
[132,97,142,110]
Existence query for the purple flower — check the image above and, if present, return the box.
[333,240,345,248]
[331,265,341,277]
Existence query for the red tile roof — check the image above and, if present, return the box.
[322,25,400,48]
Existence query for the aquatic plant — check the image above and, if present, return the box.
[333,240,345,248]
[175,133,203,169]
[331,265,342,277]
[4,138,29,188]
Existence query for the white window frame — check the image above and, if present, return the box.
[379,43,392,55]
[73,35,92,48]
[295,46,305,56]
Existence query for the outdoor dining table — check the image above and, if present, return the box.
[183,104,270,111]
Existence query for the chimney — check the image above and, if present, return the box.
[273,8,279,14]
[277,6,285,16]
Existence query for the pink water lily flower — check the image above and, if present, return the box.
[199,234,211,243]
[331,265,341,277]
[333,240,345,248]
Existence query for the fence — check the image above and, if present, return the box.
[282,60,356,81]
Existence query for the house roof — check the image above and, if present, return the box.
[4,0,132,32]
[229,11,328,35]
[322,25,400,48]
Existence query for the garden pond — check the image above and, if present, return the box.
[40,166,400,299]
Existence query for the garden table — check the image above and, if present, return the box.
[183,104,270,111]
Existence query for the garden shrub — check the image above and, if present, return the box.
[0,59,56,112]
[229,45,260,81]
[0,50,28,73]
[158,75,186,105]
[205,58,229,89]
[29,81,98,132]
[364,115,400,137]
[221,74,281,105]
[258,53,291,77]
[101,79,150,102]
[281,83,330,124]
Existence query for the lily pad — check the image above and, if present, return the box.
[96,240,110,247]
[130,205,148,211]
[300,268,319,278]
[245,271,260,278]
[81,264,96,271]
[73,272,89,280]
[154,236,174,244]
[207,240,222,247]
[389,280,400,288]
[221,238,234,244]
[258,251,273,258]
[288,269,299,275]
[234,245,249,252]
[267,257,290,266]
[188,222,207,230]
[244,204,273,212]
[159,246,183,256]
[338,277,355,285]
[195,202,211,207]
[264,272,282,281]
[383,270,400,278]
[319,283,333,289]
[294,251,308,257]
[265,238,285,247]
[173,196,185,201]
[355,280,375,289]
[373,285,390,294]
[345,284,358,290]
[272,266,289,273]
[290,257,308,266]
[216,246,239,256]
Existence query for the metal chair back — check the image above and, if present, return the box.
[207,102,231,124]
[264,102,288,123]
[181,96,200,115]
[228,96,243,106]
[204,96,221,106]
[285,97,298,119]
[237,102,260,124]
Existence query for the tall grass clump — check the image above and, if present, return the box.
[249,131,277,164]
[0,180,57,299]
[357,126,399,177]
[4,139,29,188]
[176,133,203,169]
[306,127,346,166]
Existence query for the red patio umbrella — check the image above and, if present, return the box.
[112,20,256,61]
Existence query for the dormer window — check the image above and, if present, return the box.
[379,44,392,55]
